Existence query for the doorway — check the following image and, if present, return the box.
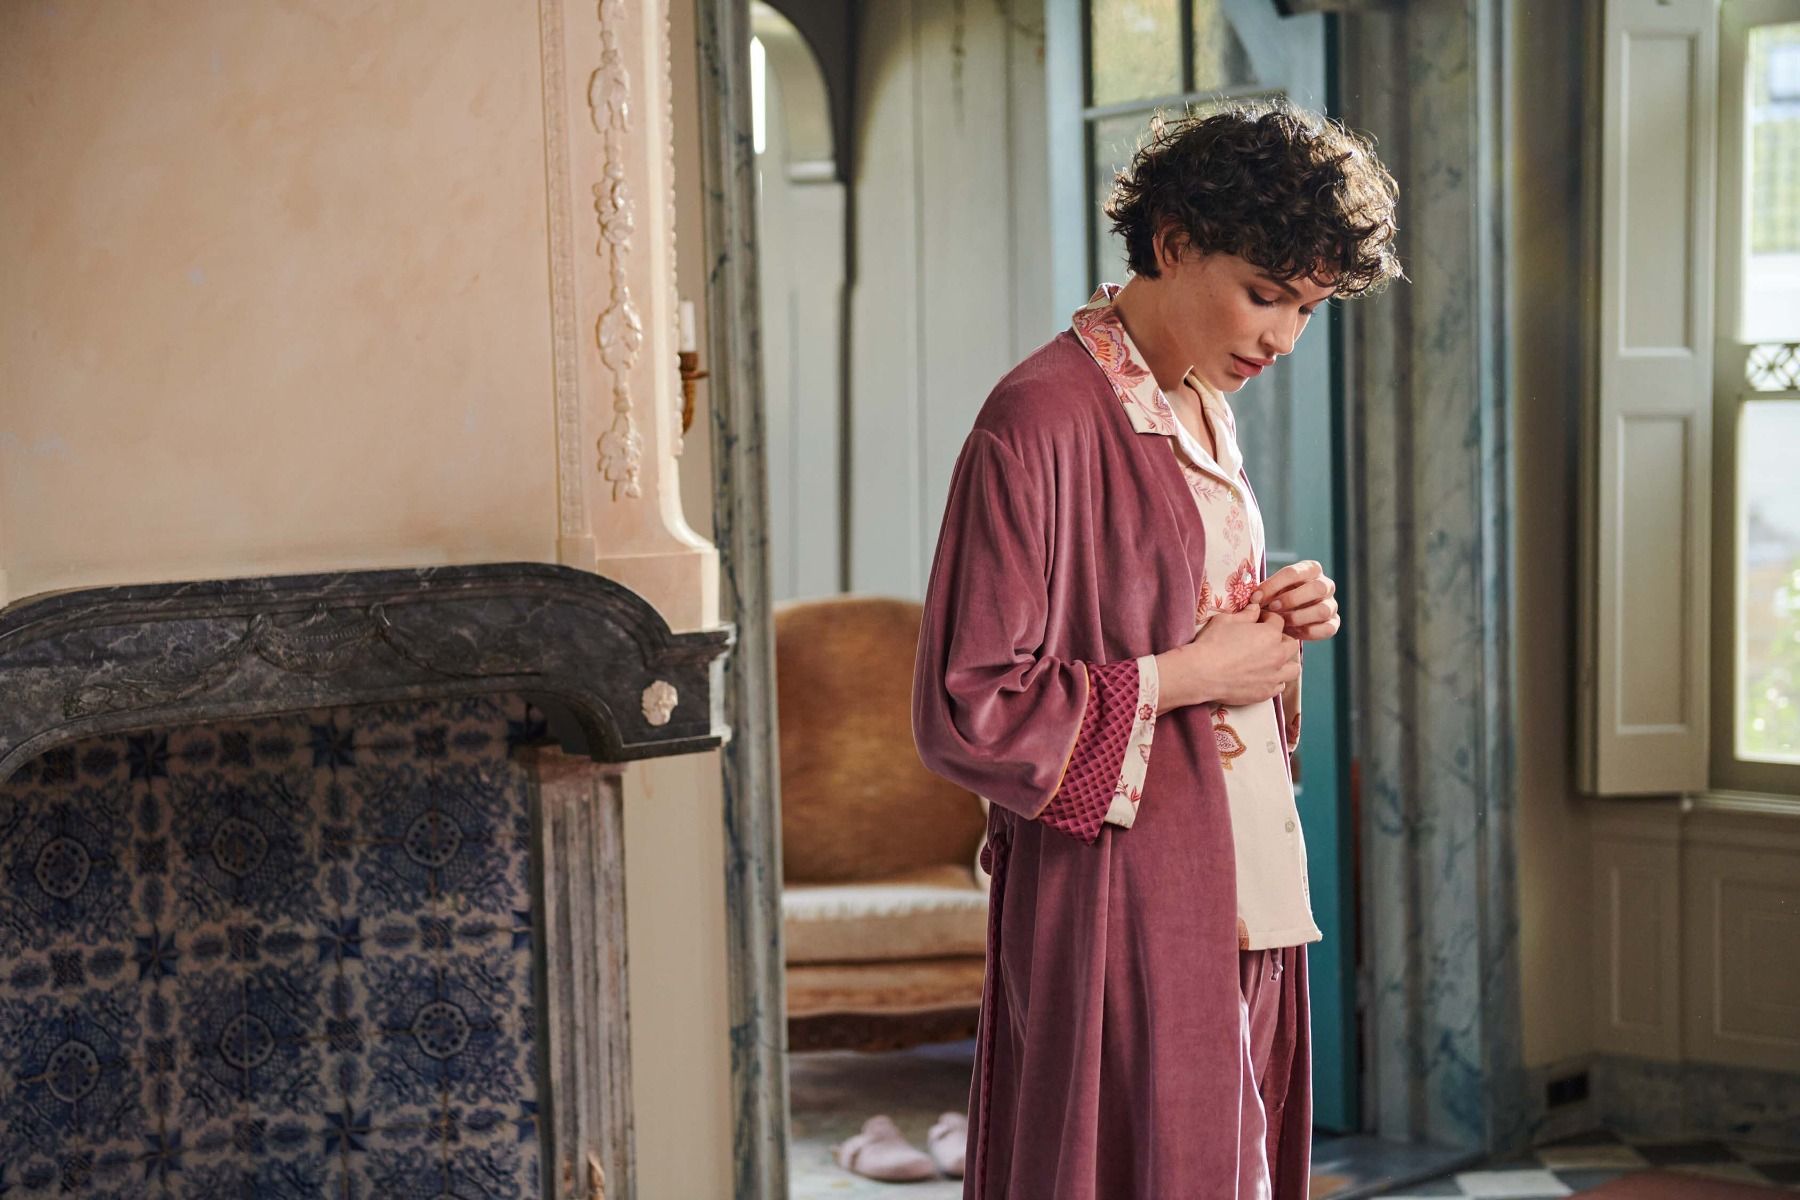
[1052,0,1358,1133]
[726,0,1366,1194]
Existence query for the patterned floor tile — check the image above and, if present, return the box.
[1669,1162,1786,1185]
[1376,1180,1468,1198]
[1484,1156,1553,1172]
[1316,1133,1479,1197]
[1537,1144,1649,1171]
[1453,1168,1573,1197]
[1637,1140,1741,1166]
[1541,1132,1629,1148]
[1372,1130,1800,1198]
[1549,1168,1638,1192]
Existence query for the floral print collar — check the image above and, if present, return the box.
[1070,284,1244,488]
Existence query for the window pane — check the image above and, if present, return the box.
[1190,0,1255,93]
[1744,21,1800,342]
[1091,112,1155,286]
[1090,0,1182,107]
[1737,400,1800,764]
[1087,95,1279,289]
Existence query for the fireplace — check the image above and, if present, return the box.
[0,563,731,1200]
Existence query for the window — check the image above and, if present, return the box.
[1769,39,1800,102]
[1082,0,1274,288]
[1714,7,1800,795]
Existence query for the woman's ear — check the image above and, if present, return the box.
[1155,226,1186,273]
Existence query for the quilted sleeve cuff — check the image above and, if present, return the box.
[1040,658,1143,844]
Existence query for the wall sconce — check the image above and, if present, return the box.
[677,298,708,437]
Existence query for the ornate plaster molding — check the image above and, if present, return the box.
[540,0,596,563]
[663,0,687,459]
[591,0,645,501]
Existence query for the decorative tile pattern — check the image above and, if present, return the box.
[0,697,546,1198]
[1374,1131,1800,1197]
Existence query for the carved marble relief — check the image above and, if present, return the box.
[662,0,687,461]
[590,0,645,502]
[640,681,678,727]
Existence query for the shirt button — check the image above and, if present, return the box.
[1285,820,1296,833]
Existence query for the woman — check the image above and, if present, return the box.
[912,100,1400,1200]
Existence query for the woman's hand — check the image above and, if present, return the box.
[1154,605,1301,710]
[1251,560,1340,642]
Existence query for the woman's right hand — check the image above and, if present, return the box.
[1154,605,1300,710]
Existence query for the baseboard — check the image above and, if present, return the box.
[1520,1054,1800,1151]
[1523,1056,1604,1146]
[1592,1054,1800,1149]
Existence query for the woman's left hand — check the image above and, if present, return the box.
[1251,561,1340,642]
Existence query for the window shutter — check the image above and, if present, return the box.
[1581,0,1719,794]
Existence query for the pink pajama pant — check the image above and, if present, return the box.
[1238,945,1312,1200]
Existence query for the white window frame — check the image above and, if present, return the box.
[1710,0,1800,800]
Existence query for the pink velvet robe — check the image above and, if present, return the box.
[912,330,1310,1199]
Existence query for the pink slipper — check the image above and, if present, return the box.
[834,1115,938,1183]
[927,1112,967,1178]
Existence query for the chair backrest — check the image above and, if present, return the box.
[775,595,986,884]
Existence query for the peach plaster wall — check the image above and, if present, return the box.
[0,2,562,600]
[0,3,732,1196]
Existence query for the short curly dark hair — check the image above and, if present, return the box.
[1104,99,1402,297]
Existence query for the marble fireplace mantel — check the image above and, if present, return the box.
[0,562,731,1200]
[0,562,732,785]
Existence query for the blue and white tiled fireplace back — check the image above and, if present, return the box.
[0,696,549,1198]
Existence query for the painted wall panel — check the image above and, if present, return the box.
[1591,805,1684,1062]
[1585,0,1717,794]
[1616,415,1692,730]
[1682,812,1800,1073]
[848,0,928,599]
[759,65,848,602]
[848,0,1050,600]
[1620,36,1697,351]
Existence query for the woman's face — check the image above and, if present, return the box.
[1155,242,1337,394]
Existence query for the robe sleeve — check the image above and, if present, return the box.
[912,428,1148,846]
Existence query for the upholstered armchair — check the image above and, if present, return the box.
[776,595,990,1053]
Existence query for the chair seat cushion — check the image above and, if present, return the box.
[785,957,988,1020]
[783,864,988,965]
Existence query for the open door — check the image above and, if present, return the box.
[1063,0,1357,1131]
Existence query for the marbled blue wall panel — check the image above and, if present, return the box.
[1338,0,1524,1151]
[0,697,547,1199]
